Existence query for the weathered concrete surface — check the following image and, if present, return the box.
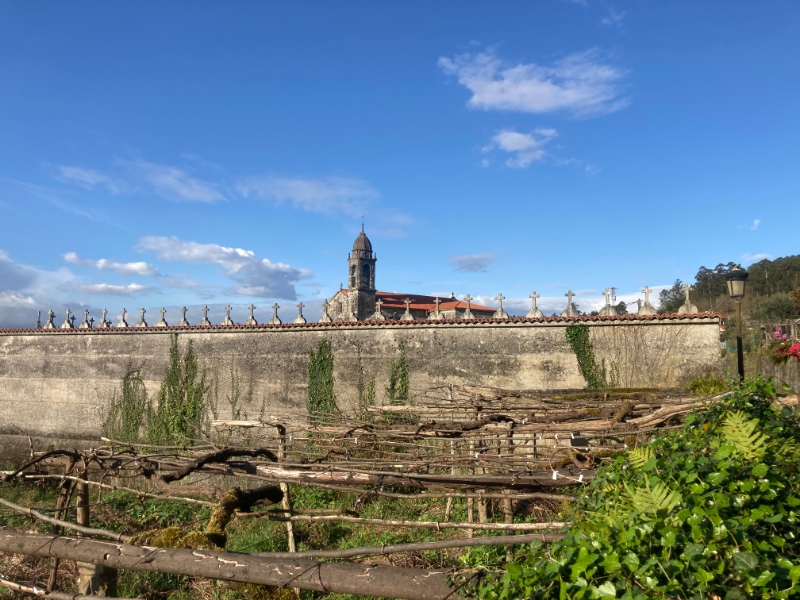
[0,316,720,457]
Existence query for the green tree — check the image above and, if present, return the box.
[751,292,799,325]
[658,279,685,314]
[614,301,628,315]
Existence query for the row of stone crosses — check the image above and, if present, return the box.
[35,285,698,329]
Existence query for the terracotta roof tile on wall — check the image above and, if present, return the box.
[374,291,495,312]
[0,312,721,334]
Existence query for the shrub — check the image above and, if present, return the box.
[475,377,800,599]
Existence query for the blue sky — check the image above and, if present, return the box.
[1,2,798,327]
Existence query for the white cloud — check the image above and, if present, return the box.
[0,291,37,308]
[439,47,628,117]
[137,236,311,300]
[56,166,127,194]
[131,160,225,203]
[72,283,155,296]
[600,7,626,27]
[742,252,771,264]
[64,252,160,277]
[450,253,495,272]
[483,128,558,168]
[751,219,761,230]
[236,176,379,216]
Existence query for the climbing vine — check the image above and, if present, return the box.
[146,334,208,446]
[356,344,376,419]
[565,323,609,389]
[103,364,148,443]
[386,341,410,405]
[307,339,338,420]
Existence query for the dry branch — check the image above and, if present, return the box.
[254,532,566,559]
[238,511,565,532]
[0,576,137,600]
[0,531,458,600]
[0,498,131,542]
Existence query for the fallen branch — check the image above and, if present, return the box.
[0,498,131,543]
[255,532,566,559]
[0,531,458,600]
[0,576,137,600]
[238,512,564,532]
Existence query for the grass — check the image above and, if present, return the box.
[0,479,566,600]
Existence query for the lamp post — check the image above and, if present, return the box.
[725,264,749,381]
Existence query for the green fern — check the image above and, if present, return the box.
[627,446,654,470]
[722,411,767,461]
[623,480,682,517]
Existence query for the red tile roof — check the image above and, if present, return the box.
[374,291,495,313]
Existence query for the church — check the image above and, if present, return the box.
[320,228,495,321]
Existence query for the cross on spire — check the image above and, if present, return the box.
[526,291,543,318]
[270,303,282,325]
[641,286,652,305]
[294,302,306,324]
[222,304,234,326]
[179,306,189,326]
[245,303,257,325]
[200,305,211,326]
[603,288,612,305]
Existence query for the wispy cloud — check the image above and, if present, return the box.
[483,128,558,168]
[131,160,226,203]
[236,176,379,216]
[72,282,155,296]
[450,253,495,272]
[137,236,311,300]
[56,166,127,194]
[439,47,628,117]
[64,252,160,277]
[600,7,626,27]
[742,252,771,264]
[751,219,761,230]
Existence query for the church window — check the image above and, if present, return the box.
[362,264,370,283]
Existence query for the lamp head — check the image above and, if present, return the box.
[725,264,748,300]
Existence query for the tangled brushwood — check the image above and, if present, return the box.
[471,377,800,599]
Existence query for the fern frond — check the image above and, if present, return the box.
[627,446,654,470]
[722,411,767,461]
[623,480,682,517]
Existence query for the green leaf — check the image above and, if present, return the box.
[695,568,714,583]
[600,553,621,573]
[751,570,775,587]
[594,581,617,599]
[752,463,769,477]
[622,552,639,571]
[732,551,759,573]
[682,543,704,559]
[571,548,599,581]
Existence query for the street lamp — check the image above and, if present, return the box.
[725,264,749,381]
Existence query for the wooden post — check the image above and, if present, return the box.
[466,439,474,538]
[277,425,299,599]
[76,475,117,596]
[444,440,455,522]
[502,423,514,562]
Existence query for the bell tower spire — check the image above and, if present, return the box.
[347,226,377,319]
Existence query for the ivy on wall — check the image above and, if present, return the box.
[307,339,338,421]
[386,341,409,405]
[565,323,610,389]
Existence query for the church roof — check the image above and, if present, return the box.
[340,290,494,313]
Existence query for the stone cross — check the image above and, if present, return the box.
[200,305,211,326]
[463,294,473,319]
[179,306,189,326]
[339,282,343,292]
[156,308,168,327]
[71,315,76,327]
[45,309,55,329]
[79,309,90,329]
[434,297,440,311]
[100,308,109,328]
[245,303,257,325]
[117,308,128,328]
[376,298,383,312]
[294,302,306,324]
[405,298,411,311]
[222,304,234,325]
[269,303,282,325]
[136,308,147,327]
[494,293,508,319]
[61,309,73,329]
[400,298,414,320]
[603,288,612,306]
[89,317,94,328]
[641,286,652,305]
[565,290,574,306]
[36,310,41,329]
[526,291,543,318]
[682,284,691,302]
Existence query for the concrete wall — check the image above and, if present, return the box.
[0,315,720,458]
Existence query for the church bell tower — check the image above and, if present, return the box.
[348,226,377,320]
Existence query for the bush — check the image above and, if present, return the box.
[475,377,800,599]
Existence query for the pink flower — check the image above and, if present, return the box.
[789,344,800,361]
